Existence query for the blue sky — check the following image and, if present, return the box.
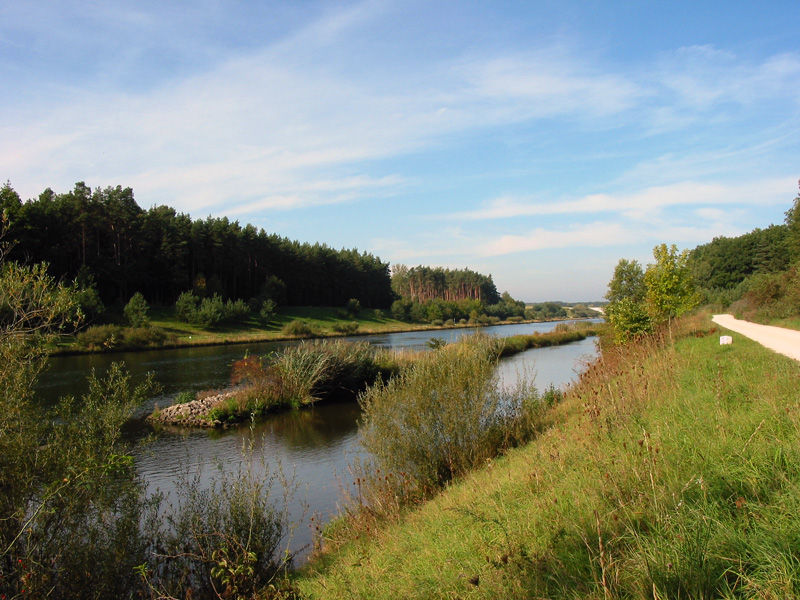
[2,1,798,301]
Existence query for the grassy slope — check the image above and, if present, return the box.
[296,313,800,599]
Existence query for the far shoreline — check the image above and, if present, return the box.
[50,314,603,357]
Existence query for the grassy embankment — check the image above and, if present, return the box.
[56,306,598,354]
[296,312,800,599]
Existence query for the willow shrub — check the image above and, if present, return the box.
[358,334,546,498]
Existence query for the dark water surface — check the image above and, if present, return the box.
[37,321,600,561]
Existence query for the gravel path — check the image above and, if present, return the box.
[712,314,800,363]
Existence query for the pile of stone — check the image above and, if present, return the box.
[147,391,238,428]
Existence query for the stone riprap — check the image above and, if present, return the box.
[147,391,237,428]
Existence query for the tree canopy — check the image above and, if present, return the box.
[391,264,500,305]
[1,181,394,309]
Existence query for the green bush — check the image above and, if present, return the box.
[122,325,169,347]
[75,324,171,351]
[151,456,293,599]
[259,298,277,324]
[174,390,196,404]
[281,320,317,338]
[76,324,123,350]
[359,334,539,496]
[606,297,652,344]
[391,299,410,320]
[124,291,150,327]
[333,321,360,334]
[175,292,252,327]
[175,290,200,321]
[214,340,392,422]
[345,298,361,317]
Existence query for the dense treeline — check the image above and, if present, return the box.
[689,225,791,294]
[0,181,393,308]
[685,187,800,319]
[391,264,500,304]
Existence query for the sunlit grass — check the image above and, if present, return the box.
[297,313,800,599]
[60,306,552,353]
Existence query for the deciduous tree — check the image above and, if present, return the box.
[645,243,699,323]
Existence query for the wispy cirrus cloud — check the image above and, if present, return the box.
[478,218,741,258]
[449,178,794,222]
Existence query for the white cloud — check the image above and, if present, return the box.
[653,45,800,113]
[452,178,795,221]
[456,50,644,120]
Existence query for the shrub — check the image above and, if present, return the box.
[75,325,171,351]
[76,324,123,350]
[606,297,652,344]
[216,341,391,421]
[391,299,410,321]
[174,390,196,404]
[359,334,534,496]
[122,325,169,348]
[142,447,294,599]
[345,298,361,317]
[281,320,317,338]
[333,321,360,334]
[176,292,252,327]
[124,292,150,327]
[175,290,200,322]
[195,294,226,326]
[260,299,277,324]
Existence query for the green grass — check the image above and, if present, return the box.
[58,306,539,354]
[765,316,800,331]
[500,321,604,356]
[296,313,800,599]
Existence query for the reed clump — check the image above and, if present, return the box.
[208,340,403,423]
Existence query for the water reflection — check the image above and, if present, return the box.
[38,322,600,562]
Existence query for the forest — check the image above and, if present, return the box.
[686,188,800,319]
[390,264,501,304]
[0,181,544,332]
[0,181,394,310]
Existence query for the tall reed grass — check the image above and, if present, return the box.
[323,333,554,553]
[209,340,403,423]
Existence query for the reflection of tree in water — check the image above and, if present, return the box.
[217,402,362,451]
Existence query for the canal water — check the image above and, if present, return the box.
[37,321,600,562]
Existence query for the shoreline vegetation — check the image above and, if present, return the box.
[148,320,603,428]
[294,311,800,598]
[51,306,602,356]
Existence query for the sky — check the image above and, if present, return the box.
[2,1,799,302]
